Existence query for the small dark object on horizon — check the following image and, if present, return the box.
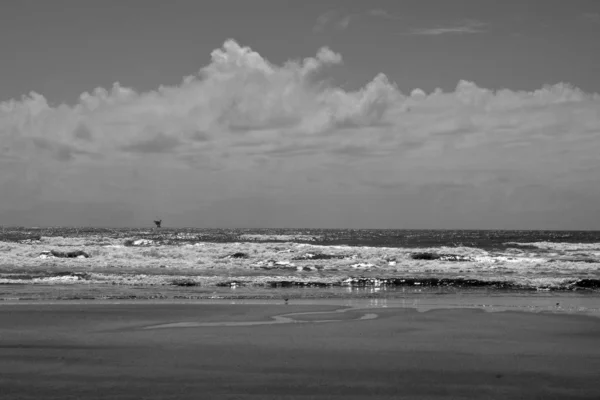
[154,219,162,228]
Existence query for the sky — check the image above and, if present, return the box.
[1,0,600,229]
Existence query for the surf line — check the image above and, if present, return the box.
[142,307,379,329]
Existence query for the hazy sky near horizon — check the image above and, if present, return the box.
[1,0,600,229]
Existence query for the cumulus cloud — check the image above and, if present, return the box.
[1,40,384,158]
[1,40,598,169]
[72,123,93,141]
[121,132,182,154]
[1,39,600,228]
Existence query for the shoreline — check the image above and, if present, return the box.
[2,285,600,319]
[2,229,600,323]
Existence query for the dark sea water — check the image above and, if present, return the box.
[4,227,600,249]
[281,229,600,249]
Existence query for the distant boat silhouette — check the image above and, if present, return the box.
[153,219,162,228]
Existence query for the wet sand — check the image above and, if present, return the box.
[1,302,600,399]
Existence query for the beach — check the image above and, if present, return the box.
[3,6,600,398]
[2,228,600,398]
[1,301,600,399]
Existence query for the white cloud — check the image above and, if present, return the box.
[314,8,402,32]
[337,14,353,30]
[313,10,356,32]
[409,20,487,35]
[368,9,402,21]
[1,39,600,228]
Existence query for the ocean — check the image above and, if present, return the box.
[1,227,600,294]
[5,226,600,248]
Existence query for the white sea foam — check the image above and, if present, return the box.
[2,235,599,290]
[506,241,600,251]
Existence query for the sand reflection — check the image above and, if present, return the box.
[142,307,378,329]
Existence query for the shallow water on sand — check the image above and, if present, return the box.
[5,291,600,319]
[1,301,600,399]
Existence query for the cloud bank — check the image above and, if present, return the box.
[1,39,599,228]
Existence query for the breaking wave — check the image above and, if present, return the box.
[1,228,599,294]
